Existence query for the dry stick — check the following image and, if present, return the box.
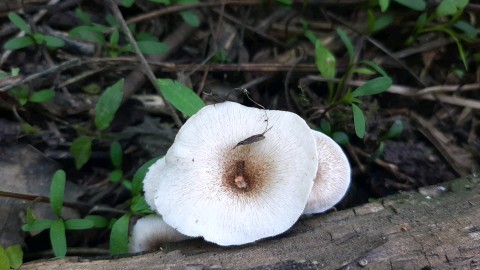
[0,190,92,212]
[105,0,183,128]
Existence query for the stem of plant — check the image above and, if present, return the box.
[0,190,92,212]
[105,0,183,128]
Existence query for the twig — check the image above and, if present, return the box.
[105,0,183,128]
[0,190,92,212]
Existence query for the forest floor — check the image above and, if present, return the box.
[0,0,479,264]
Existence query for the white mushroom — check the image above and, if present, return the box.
[145,101,318,246]
[303,130,351,214]
[129,214,191,253]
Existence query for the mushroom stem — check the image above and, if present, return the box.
[235,161,248,189]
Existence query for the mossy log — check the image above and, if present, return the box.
[21,177,480,270]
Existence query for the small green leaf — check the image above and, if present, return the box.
[359,60,388,77]
[135,32,159,42]
[110,141,122,168]
[352,104,366,138]
[110,29,120,46]
[121,0,136,7]
[149,0,170,3]
[22,219,52,232]
[372,141,385,159]
[122,180,132,190]
[132,41,169,55]
[95,79,124,130]
[454,21,477,39]
[69,26,106,44]
[110,214,131,255]
[0,249,10,270]
[436,0,457,17]
[156,79,205,116]
[8,12,32,34]
[50,219,67,258]
[70,136,93,170]
[5,244,23,269]
[372,15,394,33]
[351,77,392,97]
[276,0,293,5]
[132,157,160,196]
[26,208,35,226]
[0,72,8,79]
[10,86,30,106]
[336,28,354,65]
[353,67,376,75]
[319,119,331,135]
[130,195,154,214]
[85,215,109,228]
[109,169,123,183]
[379,0,390,11]
[385,119,403,139]
[43,35,65,48]
[74,8,91,25]
[11,67,20,76]
[29,89,55,103]
[332,131,349,145]
[50,170,66,217]
[64,219,95,230]
[180,10,200,27]
[393,0,426,11]
[4,36,34,50]
[314,39,336,80]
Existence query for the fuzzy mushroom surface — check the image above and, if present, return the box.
[129,214,191,253]
[303,130,351,214]
[145,102,318,246]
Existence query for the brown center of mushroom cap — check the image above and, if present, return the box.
[222,149,272,195]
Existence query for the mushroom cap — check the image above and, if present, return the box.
[129,214,191,253]
[303,130,351,214]
[143,157,165,211]
[149,102,318,246]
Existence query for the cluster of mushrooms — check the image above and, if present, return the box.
[130,102,351,252]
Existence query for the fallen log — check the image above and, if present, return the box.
[21,177,480,270]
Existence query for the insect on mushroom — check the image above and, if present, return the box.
[231,88,273,149]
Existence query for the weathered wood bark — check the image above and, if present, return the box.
[21,177,480,270]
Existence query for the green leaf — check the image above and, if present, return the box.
[95,79,124,130]
[8,12,31,34]
[379,0,390,11]
[10,86,30,106]
[110,141,122,168]
[109,169,123,183]
[336,28,354,65]
[385,119,403,139]
[132,157,160,196]
[4,36,34,50]
[393,0,426,11]
[135,32,159,42]
[454,21,477,39]
[85,215,109,228]
[0,249,10,270]
[22,219,52,232]
[332,131,349,145]
[110,29,120,46]
[122,180,132,190]
[110,214,131,255]
[0,72,8,79]
[156,79,205,116]
[130,195,154,214]
[436,0,457,17]
[180,10,200,27]
[314,39,336,80]
[353,67,376,75]
[132,41,169,55]
[69,26,106,44]
[372,15,394,33]
[319,119,331,135]
[64,219,95,230]
[74,8,91,25]
[121,0,136,7]
[276,0,293,5]
[50,170,66,217]
[372,141,385,159]
[43,35,65,48]
[11,67,20,76]
[70,136,93,170]
[359,60,388,77]
[25,208,35,227]
[351,77,392,97]
[352,104,366,138]
[5,244,23,269]
[50,219,67,258]
[29,89,55,103]
[149,0,170,3]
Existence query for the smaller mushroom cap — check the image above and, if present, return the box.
[129,214,191,253]
[303,130,351,214]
